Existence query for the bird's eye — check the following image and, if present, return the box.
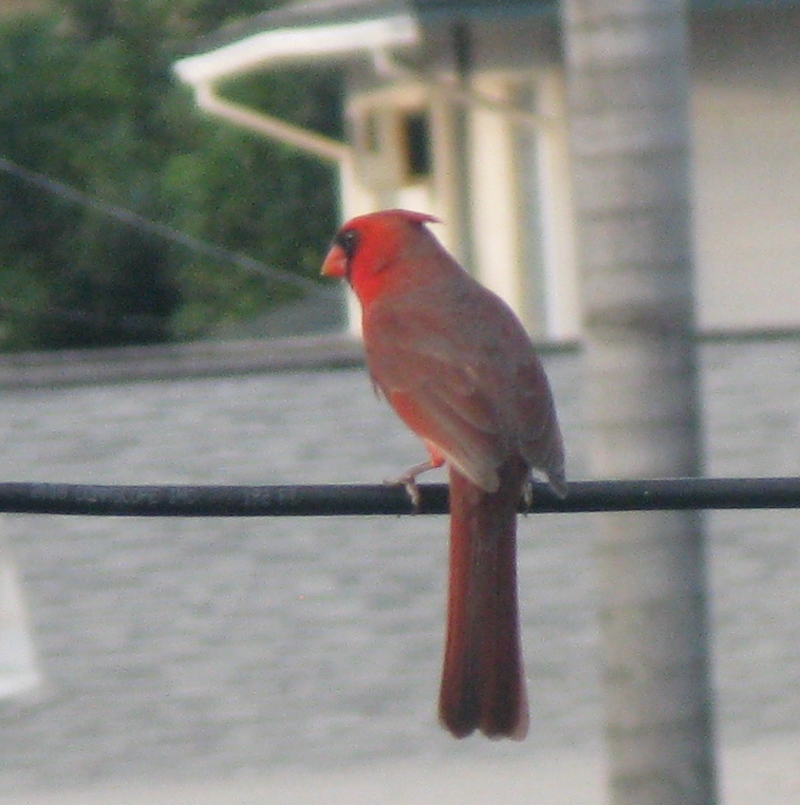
[335,228,359,260]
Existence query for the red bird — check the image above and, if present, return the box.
[321,209,566,739]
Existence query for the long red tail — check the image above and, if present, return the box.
[438,462,528,739]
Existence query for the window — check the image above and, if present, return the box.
[402,111,432,181]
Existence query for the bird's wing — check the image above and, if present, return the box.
[364,285,566,495]
[510,359,567,496]
[364,300,511,492]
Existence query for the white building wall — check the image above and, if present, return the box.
[340,70,580,341]
[690,14,800,334]
[691,81,800,332]
[468,75,525,313]
[336,12,800,341]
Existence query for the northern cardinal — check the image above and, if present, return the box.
[321,209,566,739]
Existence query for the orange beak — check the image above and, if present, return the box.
[321,244,347,278]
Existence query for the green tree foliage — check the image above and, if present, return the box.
[0,0,340,350]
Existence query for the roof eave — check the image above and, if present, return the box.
[174,12,421,87]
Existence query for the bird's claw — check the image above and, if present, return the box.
[384,471,422,512]
[385,459,437,512]
[521,476,534,510]
[400,475,422,511]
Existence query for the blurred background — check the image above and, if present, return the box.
[0,0,343,352]
[1,1,799,803]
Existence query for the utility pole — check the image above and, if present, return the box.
[559,2,718,803]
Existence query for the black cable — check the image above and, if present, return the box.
[1,477,799,517]
[0,155,333,298]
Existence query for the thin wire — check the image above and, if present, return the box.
[0,155,334,299]
[1,477,799,517]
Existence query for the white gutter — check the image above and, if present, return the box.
[193,83,349,163]
[174,14,420,85]
[174,13,420,164]
[173,11,554,161]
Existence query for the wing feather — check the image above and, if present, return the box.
[363,279,565,494]
[386,378,506,491]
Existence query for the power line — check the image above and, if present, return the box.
[1,477,799,517]
[0,155,334,299]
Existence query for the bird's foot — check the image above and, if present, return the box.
[386,459,439,512]
[521,476,534,510]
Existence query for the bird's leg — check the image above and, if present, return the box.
[521,475,534,511]
[393,460,435,510]
[388,443,445,511]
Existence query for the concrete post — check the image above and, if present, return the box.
[559,2,719,802]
